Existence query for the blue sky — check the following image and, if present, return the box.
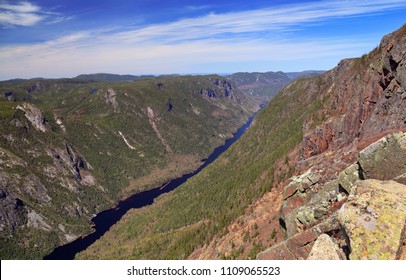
[0,0,405,80]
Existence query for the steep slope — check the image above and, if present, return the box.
[228,71,291,102]
[228,70,324,104]
[78,24,406,260]
[0,75,256,259]
[199,24,406,260]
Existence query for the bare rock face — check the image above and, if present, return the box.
[16,103,47,132]
[358,132,406,181]
[22,174,52,204]
[301,26,406,161]
[209,78,235,99]
[256,26,406,260]
[0,186,27,233]
[257,216,341,260]
[27,209,51,231]
[280,169,322,238]
[259,131,406,260]
[337,163,360,194]
[338,179,406,260]
[198,78,236,99]
[104,88,119,112]
[307,234,343,260]
[302,124,335,158]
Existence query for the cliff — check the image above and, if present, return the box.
[212,24,406,260]
[256,24,406,260]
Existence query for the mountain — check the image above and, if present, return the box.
[77,24,406,260]
[74,71,324,104]
[75,73,155,82]
[285,70,325,80]
[227,71,324,104]
[0,75,257,259]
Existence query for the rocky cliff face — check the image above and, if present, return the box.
[258,132,406,260]
[256,25,406,260]
[185,25,406,260]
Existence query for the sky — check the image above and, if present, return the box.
[0,0,406,80]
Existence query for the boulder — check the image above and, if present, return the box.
[337,163,360,194]
[281,169,321,237]
[307,234,343,260]
[257,216,341,260]
[338,179,406,259]
[358,132,406,180]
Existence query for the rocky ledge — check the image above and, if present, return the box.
[258,132,406,260]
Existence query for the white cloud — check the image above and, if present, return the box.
[0,1,44,26]
[0,1,39,13]
[0,34,371,79]
[0,0,405,79]
[81,0,406,47]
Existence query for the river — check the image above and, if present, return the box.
[44,115,255,260]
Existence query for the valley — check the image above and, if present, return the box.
[77,24,406,260]
[1,21,405,261]
[45,114,255,259]
[0,75,257,259]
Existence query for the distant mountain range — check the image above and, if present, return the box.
[3,71,324,105]
[227,70,324,103]
[74,71,325,105]
[75,73,155,82]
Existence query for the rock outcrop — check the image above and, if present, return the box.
[256,24,406,260]
[358,132,406,181]
[104,88,119,112]
[198,78,236,100]
[259,130,406,260]
[16,103,47,132]
[339,179,406,260]
[0,185,27,233]
[307,234,343,260]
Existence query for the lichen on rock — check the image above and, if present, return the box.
[338,179,406,260]
[307,234,343,260]
[358,132,406,180]
[337,163,360,194]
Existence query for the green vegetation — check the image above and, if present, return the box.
[0,75,254,259]
[228,71,291,102]
[0,101,16,118]
[77,75,327,260]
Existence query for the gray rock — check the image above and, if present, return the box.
[307,234,343,260]
[337,163,360,194]
[358,132,406,180]
[338,179,406,260]
[16,103,47,132]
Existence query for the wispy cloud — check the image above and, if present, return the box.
[0,0,405,79]
[0,1,44,26]
[0,1,73,27]
[105,0,406,45]
[184,5,212,11]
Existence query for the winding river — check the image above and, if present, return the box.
[44,115,255,260]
